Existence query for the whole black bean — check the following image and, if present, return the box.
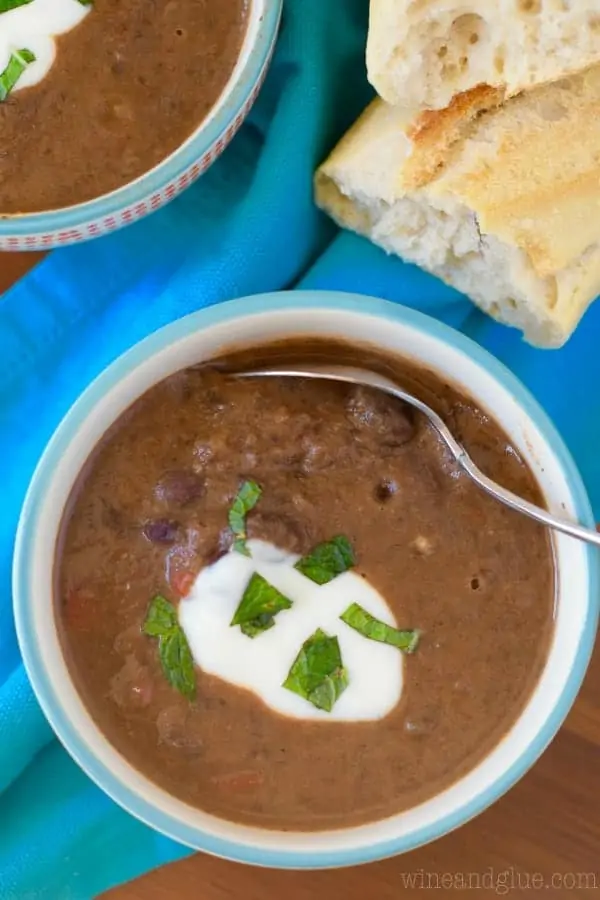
[154,470,205,507]
[143,518,180,544]
[346,386,415,446]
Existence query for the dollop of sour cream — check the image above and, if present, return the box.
[179,540,404,721]
[0,0,90,92]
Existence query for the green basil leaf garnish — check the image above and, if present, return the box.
[231,573,292,637]
[228,479,262,556]
[0,0,33,13]
[283,629,349,712]
[308,673,347,713]
[142,594,178,635]
[143,595,196,699]
[240,613,276,639]
[340,603,421,653]
[294,535,355,585]
[159,629,196,699]
[0,48,35,102]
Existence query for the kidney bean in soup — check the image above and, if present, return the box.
[55,339,554,830]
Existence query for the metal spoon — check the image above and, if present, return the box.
[238,363,600,549]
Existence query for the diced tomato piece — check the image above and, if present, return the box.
[170,569,197,598]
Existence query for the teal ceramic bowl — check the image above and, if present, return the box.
[13,291,598,867]
[0,0,281,251]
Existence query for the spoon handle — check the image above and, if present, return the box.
[461,455,600,548]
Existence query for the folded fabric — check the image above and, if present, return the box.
[1,1,599,897]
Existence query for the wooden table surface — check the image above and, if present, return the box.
[3,251,600,899]
[0,250,46,294]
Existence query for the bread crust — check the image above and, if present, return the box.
[314,69,600,347]
[404,85,505,188]
[367,0,600,113]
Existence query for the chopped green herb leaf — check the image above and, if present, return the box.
[228,479,262,556]
[0,48,36,102]
[240,613,276,639]
[308,671,349,712]
[294,535,355,585]
[340,603,421,653]
[231,573,292,637]
[143,595,196,699]
[283,629,349,712]
[0,0,33,13]
[159,629,196,699]
[142,594,178,635]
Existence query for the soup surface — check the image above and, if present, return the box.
[56,339,554,831]
[0,0,247,214]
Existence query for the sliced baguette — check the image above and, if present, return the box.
[314,68,600,347]
[367,0,600,112]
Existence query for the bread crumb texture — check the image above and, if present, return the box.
[367,0,600,111]
[315,63,600,347]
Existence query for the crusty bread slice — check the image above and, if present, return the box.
[367,0,600,112]
[404,84,505,188]
[314,67,600,347]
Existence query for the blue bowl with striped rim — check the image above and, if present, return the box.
[0,0,281,252]
[13,291,598,867]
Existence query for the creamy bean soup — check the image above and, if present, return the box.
[0,0,247,213]
[55,340,554,831]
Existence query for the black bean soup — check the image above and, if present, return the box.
[0,0,248,213]
[55,339,554,831]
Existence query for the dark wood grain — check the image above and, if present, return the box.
[3,255,599,900]
[0,251,46,293]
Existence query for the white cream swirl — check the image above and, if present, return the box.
[179,540,404,722]
[0,0,90,92]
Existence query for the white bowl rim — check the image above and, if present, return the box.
[0,0,281,237]
[13,290,599,869]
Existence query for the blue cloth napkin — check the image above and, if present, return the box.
[1,1,599,896]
